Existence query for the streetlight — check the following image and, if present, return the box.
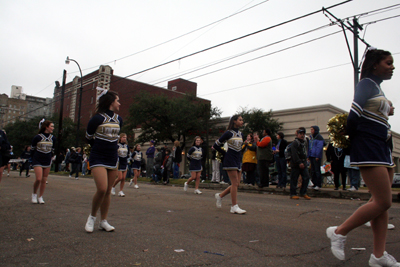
[65,56,83,147]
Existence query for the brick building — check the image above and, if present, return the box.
[53,65,209,129]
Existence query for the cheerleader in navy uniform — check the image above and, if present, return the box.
[326,49,400,266]
[111,133,129,197]
[84,89,122,233]
[183,136,203,194]
[31,120,56,204]
[129,144,142,189]
[213,115,246,214]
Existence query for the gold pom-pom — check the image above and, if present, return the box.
[327,113,350,148]
[216,147,226,163]
[83,144,91,158]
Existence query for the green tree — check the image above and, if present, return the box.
[4,114,82,157]
[4,117,40,157]
[125,92,221,145]
[239,107,283,143]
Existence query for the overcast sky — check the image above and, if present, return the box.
[1,0,399,132]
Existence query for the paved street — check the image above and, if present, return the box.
[1,172,399,267]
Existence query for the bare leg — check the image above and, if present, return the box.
[33,167,43,194]
[119,171,127,191]
[220,170,241,205]
[194,172,201,189]
[335,166,392,258]
[112,172,121,188]
[0,166,5,183]
[38,168,50,197]
[91,167,117,220]
[186,171,197,184]
[134,169,140,185]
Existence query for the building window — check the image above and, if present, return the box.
[90,96,93,104]
[89,111,92,118]
[14,105,16,108]
[67,104,69,111]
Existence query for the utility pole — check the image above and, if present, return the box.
[55,70,67,172]
[352,17,363,91]
[322,8,369,92]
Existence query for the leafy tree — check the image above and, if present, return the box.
[4,117,40,157]
[3,114,82,157]
[239,107,283,143]
[125,92,221,146]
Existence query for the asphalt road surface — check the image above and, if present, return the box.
[1,172,399,267]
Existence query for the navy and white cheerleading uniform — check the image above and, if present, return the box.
[31,133,56,168]
[117,143,129,171]
[131,150,143,170]
[187,146,203,172]
[214,128,243,171]
[86,110,122,169]
[347,75,394,168]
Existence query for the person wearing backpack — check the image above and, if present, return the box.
[289,127,311,200]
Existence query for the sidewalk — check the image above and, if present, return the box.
[196,182,400,202]
[10,170,400,203]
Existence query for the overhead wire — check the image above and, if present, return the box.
[7,0,379,124]
[29,0,270,97]
[80,0,272,74]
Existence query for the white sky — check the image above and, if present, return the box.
[1,0,399,131]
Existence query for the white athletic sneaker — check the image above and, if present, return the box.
[118,191,125,197]
[31,193,38,204]
[129,179,133,186]
[99,220,115,232]
[134,184,139,189]
[38,196,45,204]
[85,215,96,233]
[314,186,320,191]
[220,181,227,185]
[365,221,395,230]
[111,187,116,196]
[69,175,72,178]
[194,189,202,194]
[348,186,357,191]
[230,204,246,214]
[326,226,346,260]
[215,193,222,208]
[369,251,400,267]
[184,182,188,192]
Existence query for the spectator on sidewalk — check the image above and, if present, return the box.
[254,128,273,188]
[275,132,288,189]
[308,125,326,191]
[289,127,311,200]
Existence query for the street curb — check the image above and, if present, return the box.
[45,172,400,203]
[172,183,400,203]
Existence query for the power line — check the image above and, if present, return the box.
[199,63,351,96]
[188,30,342,80]
[80,0,272,74]
[111,0,352,84]
[29,1,271,98]
[150,24,333,86]
[2,1,361,124]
